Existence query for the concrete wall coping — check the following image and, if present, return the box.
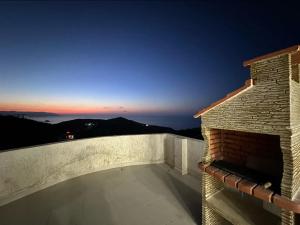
[0,133,202,153]
[0,133,204,207]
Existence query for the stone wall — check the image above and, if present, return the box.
[202,54,292,194]
[0,133,204,207]
[202,54,290,135]
[290,51,300,198]
[199,54,298,225]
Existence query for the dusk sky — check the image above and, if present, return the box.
[1,1,300,116]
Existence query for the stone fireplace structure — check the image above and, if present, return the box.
[194,45,300,225]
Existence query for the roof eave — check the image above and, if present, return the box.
[243,45,300,67]
[194,79,253,118]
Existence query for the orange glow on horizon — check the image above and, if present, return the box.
[0,102,172,115]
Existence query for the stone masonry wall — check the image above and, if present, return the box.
[200,54,296,225]
[201,127,232,225]
[202,173,228,225]
[290,52,300,198]
[202,54,290,135]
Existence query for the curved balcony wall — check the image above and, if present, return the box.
[0,133,204,207]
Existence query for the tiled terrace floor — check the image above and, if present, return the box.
[0,164,201,225]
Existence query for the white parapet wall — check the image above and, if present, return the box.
[0,133,204,206]
[174,138,188,175]
[164,134,204,178]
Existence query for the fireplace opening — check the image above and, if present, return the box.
[209,128,283,194]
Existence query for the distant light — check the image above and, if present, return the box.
[66,134,74,140]
[85,122,94,127]
[145,124,149,127]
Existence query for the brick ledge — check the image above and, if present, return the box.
[199,162,300,214]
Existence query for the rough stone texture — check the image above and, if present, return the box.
[0,134,204,207]
[203,55,290,135]
[202,173,225,225]
[290,52,300,197]
[197,50,300,225]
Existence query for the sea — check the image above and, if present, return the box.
[28,114,200,130]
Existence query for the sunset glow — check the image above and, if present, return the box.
[1,1,298,117]
[0,100,181,115]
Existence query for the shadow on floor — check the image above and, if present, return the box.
[146,165,202,225]
[168,174,202,224]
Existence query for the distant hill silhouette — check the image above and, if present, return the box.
[0,111,59,117]
[0,115,202,151]
[0,116,57,150]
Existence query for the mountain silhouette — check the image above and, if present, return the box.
[0,115,202,151]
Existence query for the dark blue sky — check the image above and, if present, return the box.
[0,1,299,115]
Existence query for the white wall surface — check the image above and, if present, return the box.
[187,137,205,178]
[164,134,204,178]
[0,134,204,206]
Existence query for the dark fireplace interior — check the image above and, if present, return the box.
[209,128,283,194]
